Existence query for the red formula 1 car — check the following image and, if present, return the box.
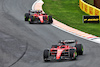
[43,40,83,62]
[24,10,53,24]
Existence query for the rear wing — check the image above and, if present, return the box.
[29,10,42,13]
[59,40,77,44]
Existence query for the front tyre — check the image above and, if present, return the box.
[75,44,83,55]
[48,16,53,24]
[29,16,35,24]
[43,49,50,62]
[70,49,77,60]
[24,13,30,21]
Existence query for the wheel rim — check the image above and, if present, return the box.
[74,51,77,58]
[81,45,83,51]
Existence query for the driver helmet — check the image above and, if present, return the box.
[62,41,65,45]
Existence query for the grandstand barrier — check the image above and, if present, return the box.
[79,0,100,20]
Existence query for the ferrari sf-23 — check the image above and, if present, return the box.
[43,40,83,62]
[24,10,53,24]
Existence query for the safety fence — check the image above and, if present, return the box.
[79,0,100,20]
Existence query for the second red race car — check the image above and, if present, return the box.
[24,10,53,24]
[43,40,83,62]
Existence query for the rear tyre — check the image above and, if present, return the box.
[51,45,58,48]
[43,49,50,62]
[48,16,53,24]
[25,13,30,21]
[75,44,83,55]
[29,16,35,24]
[70,49,77,60]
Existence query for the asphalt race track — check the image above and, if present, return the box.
[0,0,100,67]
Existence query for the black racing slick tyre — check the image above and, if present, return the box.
[70,49,77,60]
[75,44,83,55]
[51,45,58,48]
[48,16,53,24]
[25,13,30,21]
[43,49,50,62]
[29,16,35,24]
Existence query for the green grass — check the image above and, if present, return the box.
[42,0,100,37]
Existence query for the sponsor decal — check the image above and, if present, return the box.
[89,7,93,15]
[81,2,83,9]
[95,9,99,15]
[85,4,87,12]
[83,15,99,23]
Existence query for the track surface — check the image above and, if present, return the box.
[0,0,100,67]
